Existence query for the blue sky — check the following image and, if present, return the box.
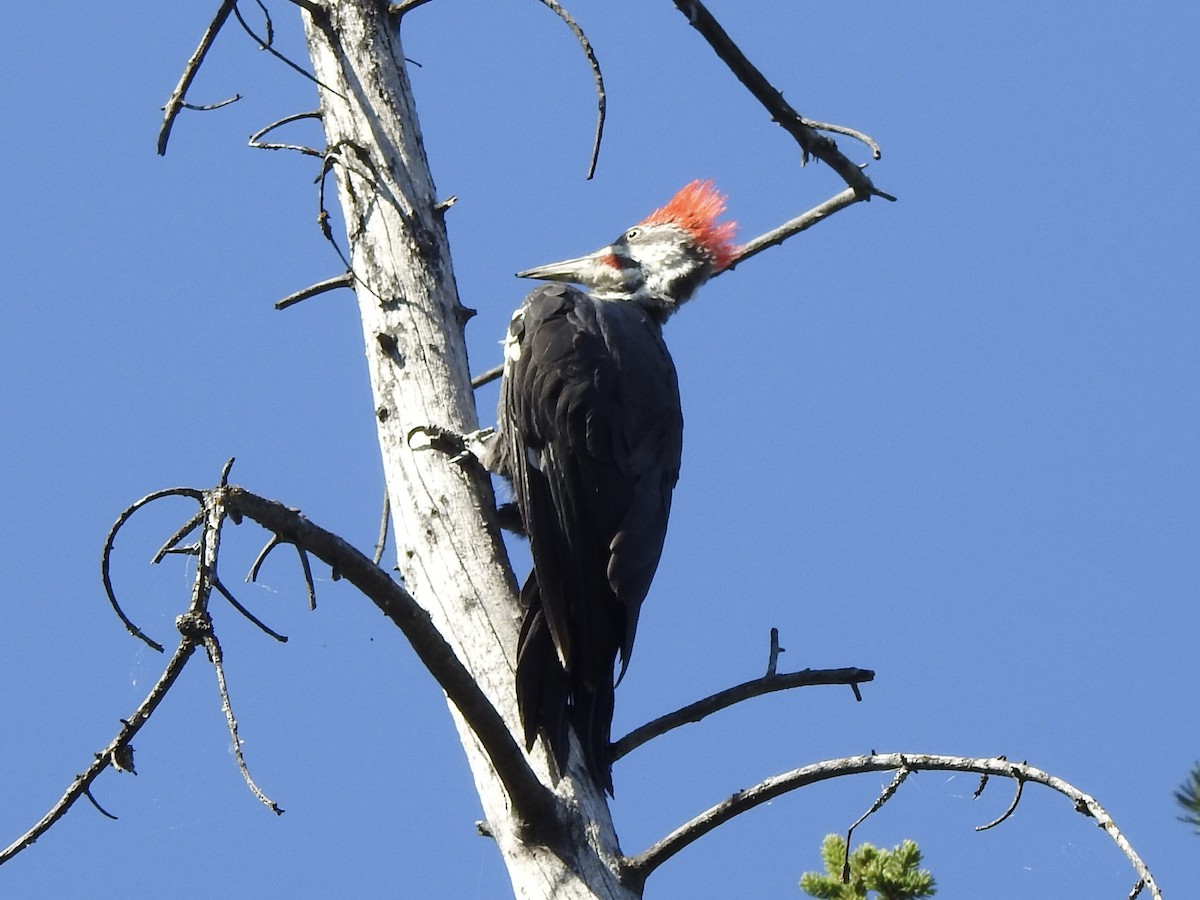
[2,1,1197,896]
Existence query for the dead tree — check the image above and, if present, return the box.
[0,2,1164,898]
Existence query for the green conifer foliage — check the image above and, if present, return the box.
[1175,764,1200,833]
[800,834,936,900]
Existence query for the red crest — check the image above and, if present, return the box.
[639,180,739,271]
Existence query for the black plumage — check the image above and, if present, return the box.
[486,180,736,793]
[490,282,683,793]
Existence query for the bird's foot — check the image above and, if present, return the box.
[407,424,496,468]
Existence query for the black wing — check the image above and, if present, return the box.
[493,283,682,792]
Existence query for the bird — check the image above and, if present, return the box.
[485,180,738,793]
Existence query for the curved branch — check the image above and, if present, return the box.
[977,774,1024,832]
[532,0,606,179]
[805,118,882,159]
[220,486,556,827]
[249,110,324,157]
[212,577,288,642]
[181,94,241,111]
[83,789,119,820]
[274,272,353,310]
[612,665,873,762]
[247,533,283,581]
[372,491,390,566]
[102,487,205,651]
[622,753,1163,899]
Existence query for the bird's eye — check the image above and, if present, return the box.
[624,227,641,241]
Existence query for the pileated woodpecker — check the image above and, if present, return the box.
[487,181,738,793]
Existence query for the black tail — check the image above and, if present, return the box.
[515,578,615,794]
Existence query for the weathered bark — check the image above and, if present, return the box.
[301,3,634,896]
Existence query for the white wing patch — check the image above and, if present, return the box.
[502,308,524,371]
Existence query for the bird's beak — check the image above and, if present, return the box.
[516,247,611,283]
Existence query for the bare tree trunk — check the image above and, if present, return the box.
[301,3,634,896]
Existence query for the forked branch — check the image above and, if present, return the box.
[4,465,557,865]
[3,465,274,863]
[621,753,1162,899]
[158,0,239,155]
[670,0,894,202]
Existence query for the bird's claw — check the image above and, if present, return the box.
[407,424,496,467]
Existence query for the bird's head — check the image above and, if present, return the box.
[518,180,739,317]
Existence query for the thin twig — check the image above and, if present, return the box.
[373,491,390,566]
[765,627,783,676]
[151,510,204,565]
[622,753,1163,899]
[275,272,353,310]
[203,633,284,814]
[102,487,205,652]
[232,1,340,97]
[612,666,873,762]
[294,545,317,610]
[471,364,504,390]
[805,118,882,159]
[532,0,606,179]
[721,187,863,274]
[180,95,241,111]
[249,110,324,157]
[247,534,316,610]
[158,0,239,155]
[83,789,119,821]
[212,577,288,643]
[250,0,274,47]
[316,153,354,272]
[842,762,910,878]
[976,767,1024,832]
[247,534,284,582]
